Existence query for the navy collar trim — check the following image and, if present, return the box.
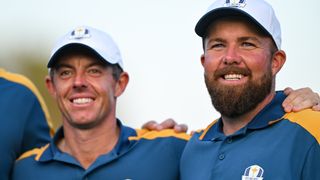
[38,119,137,162]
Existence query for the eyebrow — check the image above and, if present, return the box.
[237,36,261,43]
[205,38,226,49]
[206,36,261,45]
[53,63,73,71]
[206,37,226,44]
[54,61,107,70]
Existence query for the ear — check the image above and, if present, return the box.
[201,54,205,67]
[45,75,57,98]
[115,72,129,97]
[271,50,286,76]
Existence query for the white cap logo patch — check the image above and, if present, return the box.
[69,27,91,39]
[242,165,264,180]
[225,0,246,8]
[48,26,124,69]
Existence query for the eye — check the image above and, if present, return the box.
[59,70,72,79]
[241,42,256,49]
[87,68,102,76]
[208,43,225,50]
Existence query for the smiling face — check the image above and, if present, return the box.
[46,53,128,130]
[202,17,285,117]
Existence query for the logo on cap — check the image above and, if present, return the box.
[225,0,246,8]
[242,165,264,180]
[69,27,91,39]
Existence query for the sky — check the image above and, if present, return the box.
[1,0,319,131]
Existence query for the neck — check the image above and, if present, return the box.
[58,118,120,169]
[221,92,275,136]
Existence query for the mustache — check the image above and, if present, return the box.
[214,66,251,79]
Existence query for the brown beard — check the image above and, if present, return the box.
[204,66,272,118]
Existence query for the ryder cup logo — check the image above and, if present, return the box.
[242,165,264,180]
[225,0,246,8]
[69,27,91,39]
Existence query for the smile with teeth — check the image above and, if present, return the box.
[224,74,244,80]
[72,98,93,104]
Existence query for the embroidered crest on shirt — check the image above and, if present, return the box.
[242,165,264,180]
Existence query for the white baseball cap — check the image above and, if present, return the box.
[195,0,281,50]
[48,26,124,69]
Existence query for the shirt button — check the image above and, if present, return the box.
[227,138,232,144]
[219,153,225,160]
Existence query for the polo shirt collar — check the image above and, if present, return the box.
[38,119,137,165]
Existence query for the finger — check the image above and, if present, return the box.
[141,120,160,130]
[312,104,320,111]
[291,99,311,112]
[283,104,293,113]
[291,94,319,112]
[282,92,298,111]
[282,88,300,106]
[173,124,188,133]
[283,87,294,95]
[283,87,317,112]
[159,118,176,129]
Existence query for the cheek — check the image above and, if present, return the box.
[203,53,220,72]
[246,53,271,70]
[105,86,116,99]
[249,61,271,80]
[53,81,71,98]
[92,80,116,98]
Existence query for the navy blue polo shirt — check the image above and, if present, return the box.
[0,69,52,180]
[180,91,320,180]
[13,120,189,180]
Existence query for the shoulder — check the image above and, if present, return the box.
[16,144,50,162]
[129,129,190,142]
[0,68,39,95]
[0,69,53,132]
[127,129,190,158]
[283,109,320,143]
[0,69,45,106]
[13,144,51,179]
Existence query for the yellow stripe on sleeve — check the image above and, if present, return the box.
[284,109,320,144]
[0,68,54,136]
[199,119,218,140]
[129,129,190,141]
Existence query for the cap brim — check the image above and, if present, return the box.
[195,7,269,38]
[47,43,106,68]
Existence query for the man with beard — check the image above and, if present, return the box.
[11,25,319,179]
[180,0,320,179]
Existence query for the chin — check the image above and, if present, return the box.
[68,117,99,130]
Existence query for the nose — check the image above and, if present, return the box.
[222,47,241,65]
[73,73,88,89]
